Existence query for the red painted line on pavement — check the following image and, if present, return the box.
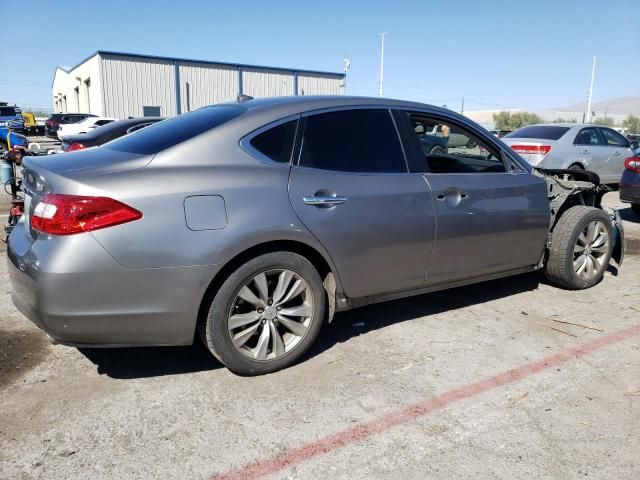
[215,323,640,480]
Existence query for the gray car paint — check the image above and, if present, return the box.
[9,96,554,347]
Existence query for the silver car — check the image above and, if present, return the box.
[8,97,624,375]
[502,124,637,184]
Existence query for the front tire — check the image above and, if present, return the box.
[545,206,613,289]
[202,252,326,375]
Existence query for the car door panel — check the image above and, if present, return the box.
[396,109,550,286]
[599,128,632,183]
[425,173,549,285]
[288,168,436,298]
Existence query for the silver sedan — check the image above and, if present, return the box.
[502,124,637,184]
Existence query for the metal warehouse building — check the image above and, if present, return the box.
[51,51,345,118]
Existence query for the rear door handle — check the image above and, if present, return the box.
[303,195,347,207]
[436,192,468,201]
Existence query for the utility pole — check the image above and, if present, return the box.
[378,32,388,97]
[585,56,597,124]
[460,97,465,114]
[342,56,351,95]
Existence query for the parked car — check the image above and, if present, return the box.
[0,105,25,135]
[503,124,638,185]
[8,96,624,376]
[489,129,512,138]
[57,117,117,139]
[45,113,96,139]
[60,117,164,151]
[620,153,640,215]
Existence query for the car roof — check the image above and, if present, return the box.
[218,95,454,117]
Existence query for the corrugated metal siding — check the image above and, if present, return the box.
[297,74,343,96]
[100,55,176,118]
[178,62,238,111]
[51,55,103,115]
[242,68,295,98]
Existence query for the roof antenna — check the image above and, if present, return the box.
[237,94,253,103]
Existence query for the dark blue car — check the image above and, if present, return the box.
[620,153,640,215]
[0,105,25,135]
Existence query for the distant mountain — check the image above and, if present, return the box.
[550,96,640,116]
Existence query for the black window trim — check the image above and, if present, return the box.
[397,108,528,175]
[573,127,605,147]
[598,127,630,148]
[293,105,411,175]
[239,114,301,166]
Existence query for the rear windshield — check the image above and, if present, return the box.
[505,126,570,140]
[0,107,18,116]
[106,105,246,154]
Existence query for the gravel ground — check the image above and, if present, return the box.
[0,194,638,480]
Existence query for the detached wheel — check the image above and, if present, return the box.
[202,252,326,375]
[545,206,613,289]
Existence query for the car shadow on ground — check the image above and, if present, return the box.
[79,338,223,379]
[306,271,542,362]
[78,272,542,379]
[618,206,640,224]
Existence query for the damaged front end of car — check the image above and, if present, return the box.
[535,168,625,266]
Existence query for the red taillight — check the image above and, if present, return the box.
[47,119,59,126]
[31,194,142,235]
[624,157,640,173]
[66,142,86,152]
[510,145,552,155]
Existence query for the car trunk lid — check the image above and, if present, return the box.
[502,138,557,166]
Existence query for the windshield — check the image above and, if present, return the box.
[106,105,246,154]
[505,126,570,140]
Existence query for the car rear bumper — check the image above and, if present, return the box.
[619,172,640,204]
[7,221,219,347]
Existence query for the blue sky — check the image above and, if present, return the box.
[1,0,638,112]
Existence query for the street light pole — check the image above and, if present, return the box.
[378,32,387,97]
[586,56,597,124]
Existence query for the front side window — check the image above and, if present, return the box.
[298,109,406,173]
[405,112,506,173]
[600,128,628,147]
[249,120,297,163]
[574,128,603,146]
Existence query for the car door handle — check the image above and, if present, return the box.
[303,195,347,207]
[436,190,468,202]
[436,192,468,201]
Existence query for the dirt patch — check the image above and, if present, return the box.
[0,327,50,388]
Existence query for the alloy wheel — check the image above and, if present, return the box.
[573,220,609,280]
[227,269,314,361]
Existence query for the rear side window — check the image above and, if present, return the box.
[298,109,406,173]
[505,126,570,140]
[249,120,297,163]
[0,107,17,116]
[574,128,603,146]
[600,128,628,147]
[106,105,245,154]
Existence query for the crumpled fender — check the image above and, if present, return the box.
[609,208,625,266]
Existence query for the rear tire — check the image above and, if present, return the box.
[545,206,613,289]
[201,252,326,375]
